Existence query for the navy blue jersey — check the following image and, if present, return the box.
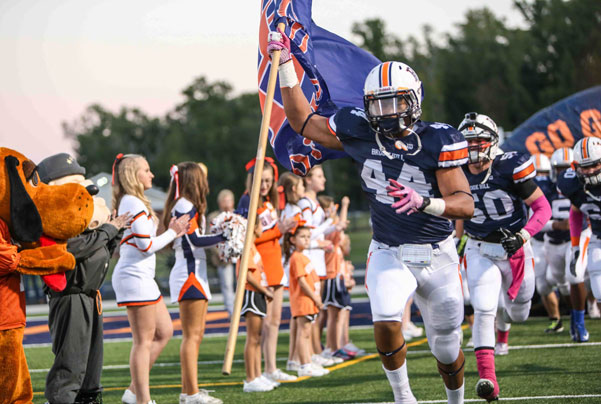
[557,169,601,236]
[463,151,536,238]
[327,106,468,246]
[534,176,570,243]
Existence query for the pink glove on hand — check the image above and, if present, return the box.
[386,179,424,215]
[267,28,292,65]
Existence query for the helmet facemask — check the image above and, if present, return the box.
[459,112,499,164]
[576,160,601,186]
[364,89,421,140]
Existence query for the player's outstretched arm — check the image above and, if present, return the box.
[436,166,474,219]
[268,30,343,151]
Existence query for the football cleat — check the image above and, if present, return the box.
[544,319,564,334]
[572,322,590,342]
[494,342,509,356]
[476,378,499,402]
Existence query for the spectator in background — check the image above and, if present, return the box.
[37,153,130,404]
[208,189,237,316]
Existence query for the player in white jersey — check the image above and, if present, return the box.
[111,154,190,404]
[269,31,474,404]
[163,162,225,404]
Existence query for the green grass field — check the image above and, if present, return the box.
[25,316,601,403]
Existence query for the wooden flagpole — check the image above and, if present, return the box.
[222,22,286,375]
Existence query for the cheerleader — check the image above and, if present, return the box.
[236,158,296,382]
[111,154,189,404]
[163,162,225,404]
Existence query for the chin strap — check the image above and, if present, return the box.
[375,126,422,160]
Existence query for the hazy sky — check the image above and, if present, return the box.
[0,0,525,163]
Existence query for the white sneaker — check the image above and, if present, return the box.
[312,353,335,367]
[286,360,300,371]
[588,300,601,319]
[495,342,509,356]
[259,374,280,388]
[402,322,424,339]
[264,368,298,382]
[243,377,274,393]
[321,348,344,364]
[298,363,329,377]
[343,342,366,356]
[122,389,136,404]
[147,401,156,404]
[182,391,223,404]
[466,337,474,348]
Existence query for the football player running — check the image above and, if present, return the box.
[532,151,572,334]
[268,31,474,404]
[536,147,582,334]
[456,112,551,402]
[557,138,601,342]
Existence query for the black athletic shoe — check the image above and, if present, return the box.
[544,319,564,334]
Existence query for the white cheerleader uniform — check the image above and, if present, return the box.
[112,195,176,306]
[280,202,302,287]
[168,198,224,303]
[297,196,335,279]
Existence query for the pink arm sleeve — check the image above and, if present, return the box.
[569,207,584,247]
[523,194,552,238]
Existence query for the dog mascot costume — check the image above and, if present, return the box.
[0,147,93,404]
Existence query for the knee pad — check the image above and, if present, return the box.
[506,300,531,323]
[430,328,462,364]
[536,275,552,296]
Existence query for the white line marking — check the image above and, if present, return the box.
[360,395,601,403]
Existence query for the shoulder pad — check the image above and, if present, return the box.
[496,151,536,183]
[328,107,371,141]
[556,168,581,198]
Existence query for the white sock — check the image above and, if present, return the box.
[300,363,311,370]
[383,363,416,403]
[445,382,464,404]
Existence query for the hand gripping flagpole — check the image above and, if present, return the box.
[222,22,286,375]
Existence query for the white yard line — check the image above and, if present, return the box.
[28,340,601,373]
[359,395,601,403]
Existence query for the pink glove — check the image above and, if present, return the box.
[267,28,292,65]
[386,179,424,215]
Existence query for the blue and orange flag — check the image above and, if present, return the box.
[258,0,380,176]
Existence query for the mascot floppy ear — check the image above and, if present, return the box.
[5,155,43,242]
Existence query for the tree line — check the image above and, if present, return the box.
[65,0,601,211]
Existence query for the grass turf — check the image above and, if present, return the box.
[26,316,601,403]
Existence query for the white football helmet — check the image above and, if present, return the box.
[573,137,601,186]
[458,112,499,164]
[550,147,574,182]
[532,153,551,177]
[363,61,423,139]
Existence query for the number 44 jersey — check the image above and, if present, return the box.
[462,151,537,239]
[327,106,468,246]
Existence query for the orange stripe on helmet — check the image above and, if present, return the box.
[564,147,569,161]
[583,138,589,159]
[381,62,391,87]
[535,154,541,168]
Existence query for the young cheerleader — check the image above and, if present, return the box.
[163,162,226,404]
[278,171,305,371]
[111,154,190,404]
[284,224,330,377]
[298,165,336,366]
[318,195,351,360]
[240,221,275,393]
[237,158,296,383]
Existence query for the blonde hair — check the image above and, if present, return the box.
[112,154,155,218]
[279,171,303,204]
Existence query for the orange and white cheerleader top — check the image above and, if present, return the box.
[113,195,177,306]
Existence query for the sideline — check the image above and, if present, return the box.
[359,395,601,403]
[30,329,439,396]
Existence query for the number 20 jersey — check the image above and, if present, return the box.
[557,168,601,236]
[462,151,536,238]
[327,106,468,246]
